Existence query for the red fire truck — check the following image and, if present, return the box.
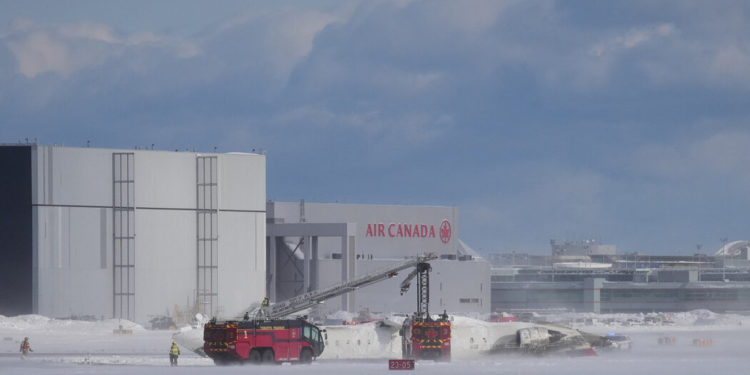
[203,318,325,365]
[399,262,452,361]
[201,254,438,365]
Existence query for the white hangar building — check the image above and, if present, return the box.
[0,144,267,323]
[266,201,490,316]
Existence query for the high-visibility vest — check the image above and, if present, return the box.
[170,345,180,355]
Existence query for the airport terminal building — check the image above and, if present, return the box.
[489,240,750,314]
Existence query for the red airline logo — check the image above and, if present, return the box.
[440,220,452,244]
[364,220,452,243]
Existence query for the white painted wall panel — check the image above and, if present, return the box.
[135,210,195,323]
[134,152,196,209]
[33,146,114,207]
[217,211,266,318]
[430,260,490,315]
[35,206,111,318]
[219,154,266,211]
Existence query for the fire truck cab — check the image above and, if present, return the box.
[204,318,324,365]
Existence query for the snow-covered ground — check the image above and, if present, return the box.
[2,311,750,374]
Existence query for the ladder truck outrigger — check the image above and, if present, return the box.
[399,260,451,361]
[203,254,439,365]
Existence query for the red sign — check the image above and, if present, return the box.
[439,220,452,244]
[365,220,452,243]
[389,359,415,370]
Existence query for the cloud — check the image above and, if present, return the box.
[589,24,675,57]
[425,0,516,34]
[546,23,677,89]
[271,105,453,146]
[693,129,750,177]
[3,18,199,78]
[8,30,70,78]
[709,45,750,88]
[201,7,340,91]
[630,127,750,187]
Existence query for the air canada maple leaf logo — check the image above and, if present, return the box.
[440,220,451,244]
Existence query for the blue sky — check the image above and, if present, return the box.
[2,0,749,255]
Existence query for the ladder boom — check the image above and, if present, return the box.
[256,253,437,319]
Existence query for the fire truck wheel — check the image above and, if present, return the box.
[248,349,262,364]
[261,349,275,364]
[299,348,313,364]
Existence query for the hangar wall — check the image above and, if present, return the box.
[315,259,490,315]
[268,202,461,259]
[20,145,266,324]
[267,201,490,316]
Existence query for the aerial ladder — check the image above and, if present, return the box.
[249,253,439,320]
[399,260,451,361]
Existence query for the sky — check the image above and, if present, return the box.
[1,0,750,255]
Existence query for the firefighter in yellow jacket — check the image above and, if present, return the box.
[169,341,180,366]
